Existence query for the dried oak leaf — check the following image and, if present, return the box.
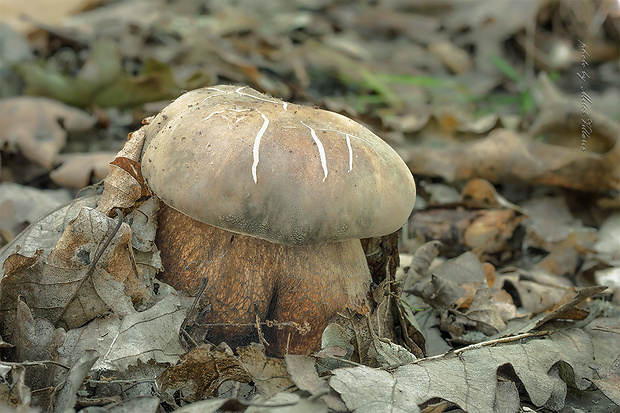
[330,329,594,413]
[460,178,524,213]
[0,96,95,169]
[592,354,620,406]
[0,205,137,337]
[0,195,159,341]
[412,252,486,310]
[407,208,523,259]
[14,298,66,407]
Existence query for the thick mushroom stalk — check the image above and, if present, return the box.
[141,85,416,355]
[156,203,371,354]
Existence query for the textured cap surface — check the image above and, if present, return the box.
[141,85,415,245]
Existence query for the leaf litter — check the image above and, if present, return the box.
[1,0,619,412]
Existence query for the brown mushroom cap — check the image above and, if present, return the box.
[141,85,415,246]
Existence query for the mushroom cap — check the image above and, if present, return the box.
[141,85,415,246]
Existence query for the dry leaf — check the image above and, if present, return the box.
[404,128,620,192]
[592,354,620,406]
[330,329,593,413]
[0,183,72,246]
[246,392,328,413]
[0,194,158,340]
[285,354,346,412]
[13,299,66,408]
[97,123,151,216]
[407,208,523,258]
[157,344,251,406]
[236,343,293,395]
[0,96,95,169]
[59,291,186,372]
[460,178,524,213]
[50,151,116,188]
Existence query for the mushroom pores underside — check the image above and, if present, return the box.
[141,85,416,355]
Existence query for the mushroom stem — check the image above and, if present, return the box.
[155,202,372,356]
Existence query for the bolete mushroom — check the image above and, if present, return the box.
[141,85,415,355]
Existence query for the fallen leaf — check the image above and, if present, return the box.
[407,208,523,258]
[50,151,116,188]
[0,194,159,340]
[59,291,186,372]
[236,343,293,395]
[521,196,581,250]
[460,178,524,213]
[330,329,593,412]
[53,349,99,413]
[285,354,346,412]
[0,183,72,246]
[13,299,66,408]
[157,344,251,406]
[96,122,151,216]
[0,96,95,169]
[404,128,620,192]
[591,352,620,406]
[464,286,506,334]
[246,392,328,413]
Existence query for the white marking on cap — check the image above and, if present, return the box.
[205,87,227,93]
[301,122,328,181]
[346,134,353,172]
[252,112,270,183]
[203,110,226,121]
[236,87,285,107]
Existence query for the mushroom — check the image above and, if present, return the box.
[141,85,416,355]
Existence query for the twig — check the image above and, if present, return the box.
[180,276,208,335]
[411,331,550,366]
[0,360,70,370]
[255,313,270,347]
[87,378,155,385]
[325,356,366,368]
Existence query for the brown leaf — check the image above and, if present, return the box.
[50,152,116,188]
[46,205,149,306]
[460,178,524,213]
[96,123,151,216]
[0,97,95,169]
[237,343,293,395]
[534,286,607,327]
[157,344,251,406]
[404,128,620,192]
[463,209,524,256]
[407,208,523,259]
